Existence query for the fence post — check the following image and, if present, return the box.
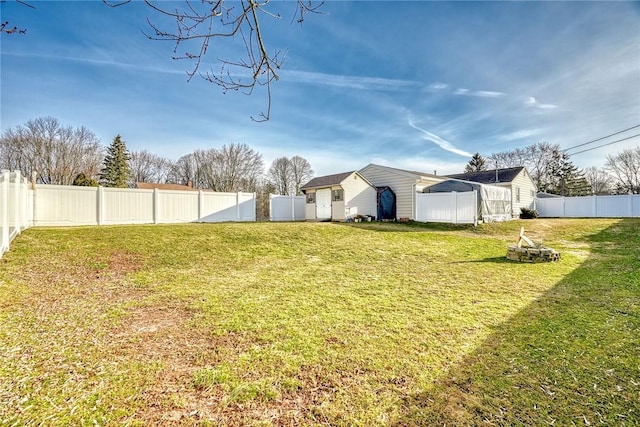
[473,190,478,226]
[13,170,21,234]
[292,195,298,221]
[269,194,273,221]
[629,194,633,218]
[593,195,598,217]
[1,170,9,256]
[253,193,257,222]
[153,188,159,224]
[198,190,204,221]
[236,192,241,221]
[96,186,104,225]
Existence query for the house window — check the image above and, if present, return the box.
[515,187,521,203]
[332,189,344,202]
[306,192,315,204]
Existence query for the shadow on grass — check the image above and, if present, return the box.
[336,221,477,233]
[394,219,640,425]
[449,256,514,264]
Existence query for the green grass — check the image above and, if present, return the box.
[0,219,638,425]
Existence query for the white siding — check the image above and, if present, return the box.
[341,172,377,219]
[359,164,441,219]
[509,169,537,216]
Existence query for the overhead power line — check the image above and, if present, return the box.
[563,124,640,153]
[569,133,640,156]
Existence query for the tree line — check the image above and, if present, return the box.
[464,142,640,195]
[1,117,313,193]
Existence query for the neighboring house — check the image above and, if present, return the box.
[136,182,198,191]
[359,164,443,220]
[446,166,537,216]
[300,171,377,221]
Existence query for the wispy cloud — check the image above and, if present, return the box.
[455,87,505,97]
[282,70,419,91]
[500,129,543,141]
[407,117,472,157]
[475,90,505,98]
[429,82,449,90]
[3,51,186,75]
[526,96,558,110]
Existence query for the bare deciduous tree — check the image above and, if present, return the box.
[0,117,103,185]
[129,149,173,185]
[605,147,640,194]
[104,0,323,121]
[489,142,563,192]
[289,155,313,195]
[267,156,293,195]
[167,153,201,187]
[267,155,313,195]
[583,166,614,195]
[194,143,264,192]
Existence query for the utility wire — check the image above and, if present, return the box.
[563,124,640,152]
[569,133,640,156]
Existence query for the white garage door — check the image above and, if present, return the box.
[316,189,332,219]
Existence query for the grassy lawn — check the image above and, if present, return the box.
[0,219,638,426]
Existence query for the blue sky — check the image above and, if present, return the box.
[1,1,639,177]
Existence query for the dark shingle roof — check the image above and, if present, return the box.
[445,166,525,184]
[300,171,355,190]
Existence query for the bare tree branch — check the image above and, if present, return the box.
[104,0,323,121]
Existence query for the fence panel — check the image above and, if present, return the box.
[1,170,32,259]
[156,190,200,223]
[34,184,98,226]
[564,196,595,217]
[103,187,155,224]
[269,195,305,221]
[237,192,257,222]
[416,191,477,224]
[198,191,255,222]
[538,194,640,218]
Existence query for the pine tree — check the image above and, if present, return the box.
[547,151,591,196]
[100,134,132,188]
[464,152,487,173]
[72,172,99,187]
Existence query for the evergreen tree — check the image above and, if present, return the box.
[72,172,99,187]
[546,151,591,196]
[464,152,487,173]
[100,134,131,188]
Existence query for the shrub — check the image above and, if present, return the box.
[520,207,539,219]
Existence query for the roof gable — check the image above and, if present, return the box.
[300,171,356,190]
[445,167,526,184]
[360,163,440,180]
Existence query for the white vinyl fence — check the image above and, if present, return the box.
[33,185,256,226]
[1,170,33,259]
[416,191,478,225]
[269,195,305,221]
[537,194,640,218]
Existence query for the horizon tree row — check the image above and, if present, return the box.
[0,117,314,196]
